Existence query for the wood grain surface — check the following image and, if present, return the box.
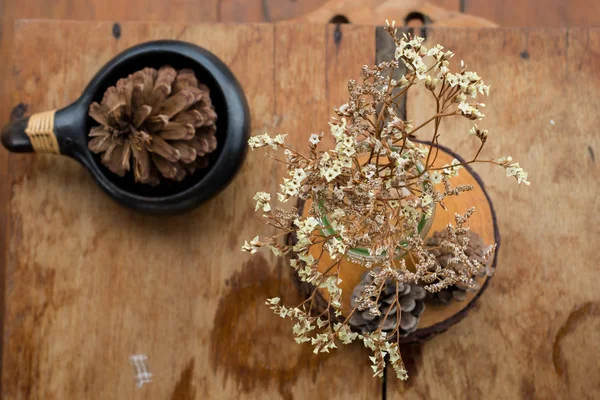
[3,21,382,399]
[293,0,496,27]
[464,0,600,27]
[2,1,600,389]
[389,27,600,399]
[2,20,600,400]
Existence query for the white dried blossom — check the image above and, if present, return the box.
[248,133,288,150]
[398,75,409,88]
[339,156,352,168]
[382,341,408,380]
[241,236,261,253]
[266,297,280,305]
[427,44,444,57]
[267,245,282,256]
[496,156,513,164]
[297,264,314,282]
[293,236,312,252]
[311,332,337,354]
[298,253,315,266]
[458,101,486,120]
[292,168,307,182]
[469,124,488,142]
[425,75,438,90]
[421,193,434,206]
[430,171,443,184]
[294,217,320,236]
[253,191,271,212]
[272,134,287,148]
[280,177,301,199]
[446,73,459,87]
[325,239,348,259]
[362,164,377,179]
[495,156,530,184]
[442,158,462,177]
[247,133,270,149]
[329,118,347,140]
[319,276,343,307]
[455,93,467,103]
[321,167,341,182]
[504,162,530,185]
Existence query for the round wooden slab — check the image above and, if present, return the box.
[293,144,500,342]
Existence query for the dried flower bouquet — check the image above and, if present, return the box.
[242,22,529,380]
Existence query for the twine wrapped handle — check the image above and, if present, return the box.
[1,109,61,154]
[25,110,59,154]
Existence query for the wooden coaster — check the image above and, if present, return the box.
[290,144,500,343]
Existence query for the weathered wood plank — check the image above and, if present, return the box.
[0,15,8,385]
[387,27,600,399]
[0,0,326,23]
[465,0,600,27]
[271,23,382,399]
[3,20,381,399]
[1,0,220,22]
[4,21,274,399]
[5,20,600,400]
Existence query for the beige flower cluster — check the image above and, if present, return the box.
[242,23,529,380]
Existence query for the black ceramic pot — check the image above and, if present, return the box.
[1,40,250,215]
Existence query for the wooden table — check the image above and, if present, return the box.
[1,21,599,399]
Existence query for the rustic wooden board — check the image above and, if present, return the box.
[464,0,600,27]
[293,0,493,27]
[3,5,600,385]
[0,17,15,377]
[4,0,600,28]
[3,21,381,399]
[387,28,600,399]
[3,20,600,400]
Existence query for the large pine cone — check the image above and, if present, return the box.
[349,269,426,337]
[88,66,218,186]
[425,229,489,305]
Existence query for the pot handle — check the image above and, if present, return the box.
[2,110,62,154]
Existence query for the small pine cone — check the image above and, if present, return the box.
[425,229,489,305]
[349,268,426,337]
[88,66,218,186]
